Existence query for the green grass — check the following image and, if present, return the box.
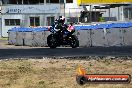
[0,37,8,40]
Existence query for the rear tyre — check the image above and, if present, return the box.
[47,34,58,48]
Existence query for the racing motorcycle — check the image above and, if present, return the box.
[47,23,79,48]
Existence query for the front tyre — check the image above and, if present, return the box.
[47,34,58,48]
[69,35,79,48]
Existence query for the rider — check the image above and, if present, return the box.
[51,16,67,32]
[51,16,75,35]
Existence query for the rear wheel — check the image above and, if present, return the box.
[47,34,58,48]
[69,35,79,48]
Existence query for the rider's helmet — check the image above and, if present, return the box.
[58,16,65,24]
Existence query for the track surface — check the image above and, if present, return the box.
[1,46,132,59]
[1,39,132,58]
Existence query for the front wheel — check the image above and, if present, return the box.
[47,34,58,48]
[69,35,79,48]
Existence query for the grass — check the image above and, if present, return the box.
[0,37,8,40]
[0,57,131,88]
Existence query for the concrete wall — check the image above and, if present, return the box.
[8,27,132,47]
[122,27,132,46]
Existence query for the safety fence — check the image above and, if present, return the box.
[8,22,132,47]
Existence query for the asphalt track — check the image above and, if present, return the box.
[1,46,132,59]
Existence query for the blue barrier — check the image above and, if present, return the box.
[8,27,48,32]
[111,23,131,28]
[9,22,132,32]
[75,24,111,30]
[75,25,99,30]
[120,23,130,28]
[95,24,111,29]
[127,22,132,27]
[8,27,20,32]
[33,28,48,32]
[74,22,132,30]
[74,25,92,30]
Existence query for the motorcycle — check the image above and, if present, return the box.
[47,23,79,48]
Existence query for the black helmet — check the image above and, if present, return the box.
[59,16,65,23]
